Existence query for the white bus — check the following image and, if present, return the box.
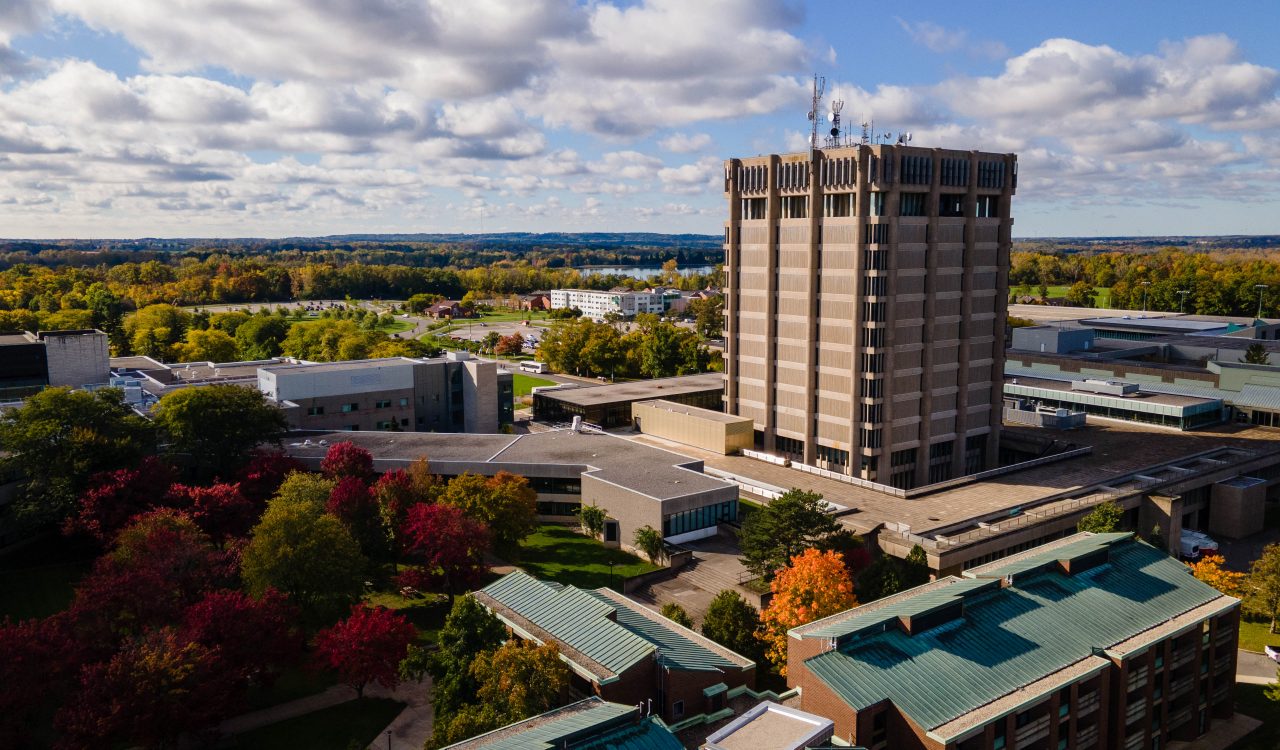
[520,361,548,374]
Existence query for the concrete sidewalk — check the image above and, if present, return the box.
[365,677,434,750]
[218,684,358,735]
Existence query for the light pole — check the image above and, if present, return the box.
[1140,281,1152,313]
[1256,284,1269,319]
[386,730,392,750]
[1177,290,1190,314]
[608,562,615,591]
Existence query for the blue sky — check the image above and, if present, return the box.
[2,1,1280,239]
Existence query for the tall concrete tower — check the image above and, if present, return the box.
[722,144,1017,489]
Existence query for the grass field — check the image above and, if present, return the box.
[515,524,661,590]
[512,373,555,397]
[229,697,405,750]
[364,585,453,644]
[1039,285,1114,308]
[1240,620,1280,653]
[1230,683,1280,750]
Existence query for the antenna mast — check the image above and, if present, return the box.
[806,74,826,149]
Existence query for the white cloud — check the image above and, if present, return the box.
[659,132,712,154]
[896,19,1007,60]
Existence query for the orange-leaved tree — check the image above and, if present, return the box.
[758,548,857,675]
[1187,554,1246,598]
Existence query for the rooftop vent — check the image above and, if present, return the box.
[1071,378,1139,396]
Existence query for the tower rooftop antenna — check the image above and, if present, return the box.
[806,74,826,150]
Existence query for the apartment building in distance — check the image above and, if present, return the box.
[722,144,1018,488]
[786,532,1239,750]
[550,289,666,321]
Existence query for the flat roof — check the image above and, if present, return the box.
[0,333,33,345]
[537,373,724,407]
[631,419,1280,537]
[282,428,733,501]
[1081,316,1231,333]
[633,399,751,425]
[1005,373,1220,408]
[802,535,1231,736]
[259,357,418,374]
[704,701,833,750]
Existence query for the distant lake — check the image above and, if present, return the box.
[575,265,716,278]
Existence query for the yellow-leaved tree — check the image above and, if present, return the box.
[758,548,857,675]
[1187,554,1246,598]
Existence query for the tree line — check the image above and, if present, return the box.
[1010,246,1280,315]
[536,314,717,379]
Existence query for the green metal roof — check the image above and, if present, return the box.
[1235,384,1280,411]
[803,536,1227,732]
[480,572,749,676]
[791,577,999,641]
[440,698,682,750]
[964,532,1132,581]
[480,572,654,675]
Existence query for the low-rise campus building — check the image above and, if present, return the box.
[533,373,725,429]
[282,427,740,546]
[475,571,755,725]
[786,533,1239,750]
[0,329,109,399]
[440,697,681,750]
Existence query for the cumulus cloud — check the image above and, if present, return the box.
[2,2,1280,237]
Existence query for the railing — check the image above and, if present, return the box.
[1169,676,1194,700]
[1078,692,1100,716]
[1169,706,1194,729]
[1077,725,1099,749]
[1124,730,1145,750]
[880,445,1264,551]
[1215,655,1234,674]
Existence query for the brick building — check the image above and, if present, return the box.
[786,533,1238,750]
[475,571,755,725]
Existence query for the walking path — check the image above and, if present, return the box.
[216,676,432,749]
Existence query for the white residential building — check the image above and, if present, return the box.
[549,289,665,320]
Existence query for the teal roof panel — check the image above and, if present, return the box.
[803,537,1228,731]
[480,572,655,675]
[585,590,746,672]
[792,577,999,641]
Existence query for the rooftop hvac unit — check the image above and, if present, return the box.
[1070,379,1139,396]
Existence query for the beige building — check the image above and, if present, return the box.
[723,144,1017,488]
[631,399,753,455]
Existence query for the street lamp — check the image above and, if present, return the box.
[608,562,615,591]
[1256,284,1269,319]
[1176,290,1190,314]
[1140,281,1152,313]
[386,730,392,750]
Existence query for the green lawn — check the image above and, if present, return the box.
[512,373,555,397]
[364,586,453,644]
[515,524,661,590]
[1230,684,1280,750]
[1240,620,1280,653]
[1039,285,1113,308]
[377,317,414,334]
[245,666,337,711]
[229,697,405,750]
[0,560,90,621]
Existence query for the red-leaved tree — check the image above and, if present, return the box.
[182,589,302,686]
[399,503,490,599]
[54,628,242,749]
[321,441,375,482]
[66,456,177,543]
[237,449,303,503]
[313,605,417,698]
[0,617,65,746]
[169,481,259,545]
[328,476,390,561]
[69,509,237,645]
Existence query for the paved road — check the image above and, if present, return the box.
[1238,649,1278,684]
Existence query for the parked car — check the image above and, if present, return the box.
[1266,644,1280,663]
[1179,529,1220,560]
